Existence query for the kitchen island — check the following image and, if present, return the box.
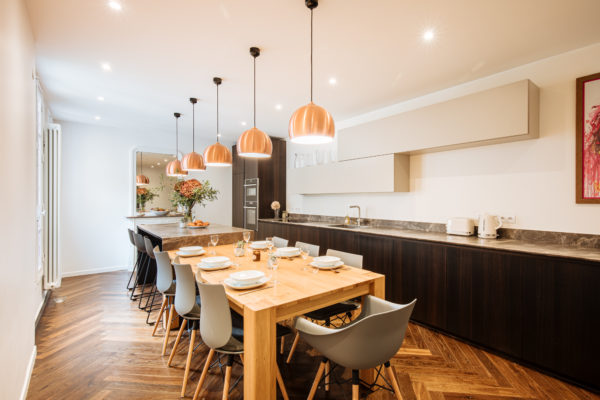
[138,223,253,250]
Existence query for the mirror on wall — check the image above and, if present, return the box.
[135,151,179,214]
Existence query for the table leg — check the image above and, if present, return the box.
[243,307,277,400]
[360,277,386,390]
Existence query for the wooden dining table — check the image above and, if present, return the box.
[168,244,385,400]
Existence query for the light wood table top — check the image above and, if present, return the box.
[168,244,385,400]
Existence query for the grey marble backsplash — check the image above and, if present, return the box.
[287,213,599,249]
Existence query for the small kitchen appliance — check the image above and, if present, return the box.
[478,214,502,239]
[446,218,475,236]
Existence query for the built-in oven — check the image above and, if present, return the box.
[243,178,259,230]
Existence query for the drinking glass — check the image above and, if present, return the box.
[243,231,251,254]
[266,237,274,252]
[210,234,219,255]
[300,247,310,271]
[267,253,279,285]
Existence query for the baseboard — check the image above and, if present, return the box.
[35,290,51,330]
[20,345,37,400]
[62,265,128,278]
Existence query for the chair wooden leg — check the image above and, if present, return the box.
[276,363,290,400]
[181,329,196,397]
[286,333,300,364]
[352,369,360,400]
[307,359,327,400]
[280,336,285,354]
[222,355,233,400]
[192,349,215,400]
[151,297,168,336]
[162,305,176,356]
[325,361,330,391]
[167,319,187,366]
[385,361,403,400]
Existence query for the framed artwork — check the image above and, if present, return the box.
[576,72,600,203]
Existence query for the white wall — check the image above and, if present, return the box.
[0,0,39,398]
[59,121,233,276]
[288,43,600,235]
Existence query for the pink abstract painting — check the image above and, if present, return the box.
[577,73,600,203]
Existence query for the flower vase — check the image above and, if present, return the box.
[274,209,280,219]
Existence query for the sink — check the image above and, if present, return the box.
[328,224,365,229]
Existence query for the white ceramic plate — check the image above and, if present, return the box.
[187,225,208,229]
[312,256,341,267]
[275,249,300,258]
[250,241,268,249]
[197,261,233,271]
[224,276,270,290]
[176,249,206,257]
[229,270,265,284]
[202,256,230,267]
[180,246,204,252]
[309,260,344,270]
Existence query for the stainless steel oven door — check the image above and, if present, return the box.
[244,178,259,204]
[244,206,257,231]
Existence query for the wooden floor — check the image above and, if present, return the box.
[29,271,599,400]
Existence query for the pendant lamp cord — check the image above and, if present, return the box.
[253,55,257,127]
[216,83,220,143]
[310,7,313,103]
[175,115,179,160]
[192,102,196,151]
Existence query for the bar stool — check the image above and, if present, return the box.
[141,237,161,322]
[131,232,150,301]
[295,296,416,400]
[126,229,139,291]
[192,281,290,400]
[151,248,177,357]
[170,262,202,397]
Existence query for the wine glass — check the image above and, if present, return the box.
[243,231,251,254]
[300,247,310,271]
[267,253,280,285]
[210,234,219,255]
[266,237,274,252]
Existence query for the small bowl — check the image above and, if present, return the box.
[312,256,341,267]
[202,256,230,267]
[250,241,268,249]
[229,270,265,284]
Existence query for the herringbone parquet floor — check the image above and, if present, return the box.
[28,271,599,400]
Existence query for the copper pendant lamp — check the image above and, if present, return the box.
[181,98,206,171]
[204,77,232,166]
[166,112,188,177]
[237,47,272,158]
[136,152,149,186]
[289,0,335,144]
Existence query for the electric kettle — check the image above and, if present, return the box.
[478,214,502,239]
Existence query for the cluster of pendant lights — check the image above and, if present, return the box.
[164,0,333,179]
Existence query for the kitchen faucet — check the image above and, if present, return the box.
[349,205,361,227]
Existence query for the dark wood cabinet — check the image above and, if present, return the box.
[231,139,286,229]
[254,220,600,390]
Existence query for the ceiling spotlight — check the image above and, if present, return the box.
[217,133,222,137]
[423,29,435,42]
[275,104,283,111]
[101,62,111,71]
[163,158,168,162]
[241,121,247,126]
[157,162,161,166]
[94,116,101,120]
[328,77,337,85]
[108,1,122,11]
[97,96,104,101]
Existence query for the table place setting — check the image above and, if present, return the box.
[223,270,270,290]
[249,240,269,250]
[197,256,233,271]
[175,246,206,257]
[309,255,344,270]
[272,246,301,258]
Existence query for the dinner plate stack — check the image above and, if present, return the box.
[310,256,344,269]
[274,247,300,257]
[198,256,232,270]
[224,270,269,290]
[176,246,206,257]
[250,241,268,250]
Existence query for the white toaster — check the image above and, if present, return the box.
[446,217,474,236]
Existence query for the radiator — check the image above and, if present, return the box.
[43,123,61,289]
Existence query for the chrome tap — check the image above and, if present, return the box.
[349,205,361,227]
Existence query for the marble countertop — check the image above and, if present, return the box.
[126,214,183,219]
[259,219,600,263]
[138,223,251,239]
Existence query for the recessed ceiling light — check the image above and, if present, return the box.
[94,116,101,120]
[101,62,111,71]
[423,29,435,42]
[163,158,168,162]
[217,133,222,137]
[97,96,104,101]
[275,104,283,111]
[157,162,161,166]
[150,165,155,168]
[328,77,337,85]
[108,1,122,11]
[241,121,247,126]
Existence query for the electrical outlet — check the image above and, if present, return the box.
[500,215,516,224]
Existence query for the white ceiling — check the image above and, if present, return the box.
[26,0,600,143]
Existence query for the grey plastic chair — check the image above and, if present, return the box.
[272,236,289,248]
[151,248,176,353]
[192,281,290,400]
[287,249,364,364]
[295,296,416,400]
[295,241,320,257]
[171,262,202,397]
[130,233,150,301]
